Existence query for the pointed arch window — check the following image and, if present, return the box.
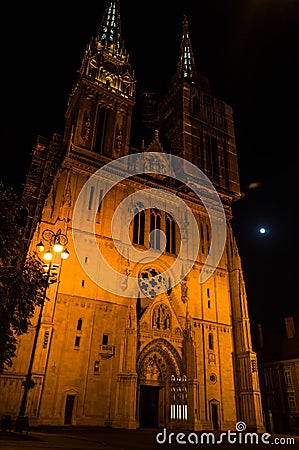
[88,186,95,211]
[170,375,188,421]
[133,208,145,246]
[183,46,192,78]
[97,189,104,214]
[211,138,219,181]
[208,332,214,350]
[95,107,108,154]
[77,318,83,331]
[205,134,212,174]
[95,107,115,155]
[200,222,205,254]
[166,215,176,254]
[150,210,161,250]
[192,97,199,116]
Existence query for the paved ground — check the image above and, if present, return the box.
[0,427,298,450]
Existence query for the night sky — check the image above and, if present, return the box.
[2,0,299,333]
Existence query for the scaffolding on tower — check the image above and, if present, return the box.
[21,133,63,249]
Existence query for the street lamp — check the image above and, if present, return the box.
[16,229,69,433]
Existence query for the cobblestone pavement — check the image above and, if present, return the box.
[0,427,298,450]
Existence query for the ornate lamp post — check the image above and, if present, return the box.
[16,229,69,432]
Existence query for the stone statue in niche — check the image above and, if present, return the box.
[126,305,134,329]
[180,212,189,240]
[181,276,189,303]
[144,154,156,173]
[59,178,72,222]
[81,111,91,141]
[115,125,123,154]
[152,304,171,331]
[121,267,131,291]
[129,202,144,215]
[208,352,216,364]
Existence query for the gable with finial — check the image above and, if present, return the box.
[145,129,164,153]
[139,129,174,178]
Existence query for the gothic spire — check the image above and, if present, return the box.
[74,0,135,100]
[177,16,197,80]
[96,0,122,55]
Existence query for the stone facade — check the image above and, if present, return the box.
[256,319,299,434]
[0,0,264,432]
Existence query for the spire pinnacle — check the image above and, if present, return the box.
[177,16,197,80]
[97,0,122,54]
[75,0,135,99]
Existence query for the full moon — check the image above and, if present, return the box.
[259,227,266,235]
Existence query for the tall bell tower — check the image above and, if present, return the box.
[64,0,136,162]
[146,17,240,195]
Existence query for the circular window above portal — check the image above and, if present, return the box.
[138,267,168,298]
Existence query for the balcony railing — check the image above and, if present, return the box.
[99,345,115,359]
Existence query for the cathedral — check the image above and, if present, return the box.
[0,0,265,432]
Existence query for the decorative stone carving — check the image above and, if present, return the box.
[140,321,148,332]
[175,327,182,336]
[144,360,161,381]
[208,352,216,364]
[152,304,171,331]
[181,276,189,303]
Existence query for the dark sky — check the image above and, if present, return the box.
[2,0,299,332]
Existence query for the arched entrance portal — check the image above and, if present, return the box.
[137,339,187,428]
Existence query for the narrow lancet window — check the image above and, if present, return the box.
[166,215,176,254]
[150,210,161,250]
[77,318,83,331]
[208,333,214,350]
[133,209,145,245]
[88,186,95,211]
